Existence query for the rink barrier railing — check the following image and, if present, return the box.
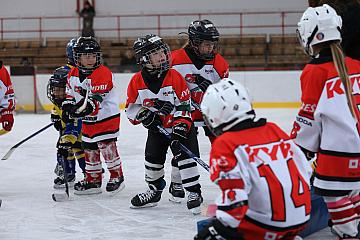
[0,10,303,40]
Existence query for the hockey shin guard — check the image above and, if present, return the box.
[98,141,122,179]
[84,149,102,183]
[324,194,359,238]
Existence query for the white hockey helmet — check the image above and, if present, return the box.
[297,4,342,56]
[200,78,255,136]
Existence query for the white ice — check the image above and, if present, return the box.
[0,109,333,239]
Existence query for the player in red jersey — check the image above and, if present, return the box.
[195,79,311,240]
[126,34,203,214]
[170,19,229,202]
[0,62,15,135]
[292,4,360,239]
[62,37,124,195]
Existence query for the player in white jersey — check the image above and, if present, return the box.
[293,5,360,239]
[126,34,203,214]
[62,37,124,195]
[0,62,15,135]
[195,79,311,240]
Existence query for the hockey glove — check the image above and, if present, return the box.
[62,100,76,123]
[51,113,62,131]
[0,110,14,131]
[136,108,162,131]
[194,218,243,240]
[194,74,212,92]
[170,122,189,159]
[58,134,77,156]
[153,100,174,115]
[70,97,97,118]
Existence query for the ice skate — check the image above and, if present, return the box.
[74,180,102,195]
[168,182,185,203]
[53,174,75,189]
[130,184,163,208]
[187,192,203,215]
[106,176,125,195]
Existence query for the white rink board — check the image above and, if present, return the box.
[30,71,302,109]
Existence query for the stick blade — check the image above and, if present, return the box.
[52,193,70,202]
[2,148,15,160]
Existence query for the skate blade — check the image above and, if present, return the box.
[53,182,75,190]
[52,193,70,202]
[129,202,158,209]
[189,206,201,215]
[168,195,183,203]
[74,188,102,195]
[107,183,125,196]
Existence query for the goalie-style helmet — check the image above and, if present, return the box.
[73,36,102,74]
[133,34,171,73]
[66,38,77,65]
[297,4,342,56]
[200,78,255,136]
[188,19,219,60]
[47,67,69,107]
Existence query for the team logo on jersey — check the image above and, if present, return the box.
[143,98,155,107]
[349,159,359,169]
[316,32,324,40]
[205,69,214,74]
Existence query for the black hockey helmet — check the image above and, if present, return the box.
[66,38,77,66]
[73,36,102,74]
[133,34,171,73]
[188,19,219,60]
[47,66,70,106]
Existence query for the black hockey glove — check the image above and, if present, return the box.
[70,97,97,118]
[153,100,174,115]
[170,122,189,159]
[136,108,162,131]
[194,218,243,240]
[51,113,62,131]
[194,74,212,92]
[62,100,76,123]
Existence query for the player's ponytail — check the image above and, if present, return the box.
[330,41,359,121]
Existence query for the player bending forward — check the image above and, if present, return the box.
[195,79,312,240]
[62,37,124,195]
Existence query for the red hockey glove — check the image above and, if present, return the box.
[0,110,14,131]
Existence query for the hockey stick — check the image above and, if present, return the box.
[157,125,210,172]
[1,122,54,160]
[52,153,70,202]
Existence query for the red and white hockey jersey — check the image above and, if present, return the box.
[291,57,360,191]
[210,122,311,233]
[171,49,229,125]
[126,69,192,130]
[66,65,120,143]
[0,65,15,113]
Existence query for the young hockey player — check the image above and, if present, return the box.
[292,4,360,240]
[125,34,203,214]
[62,36,124,195]
[0,62,15,134]
[47,38,86,189]
[169,19,229,202]
[195,79,311,240]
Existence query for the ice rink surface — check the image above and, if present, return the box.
[0,109,335,239]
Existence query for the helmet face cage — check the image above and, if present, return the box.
[73,37,102,74]
[134,35,171,73]
[47,76,67,106]
[66,38,77,65]
[188,20,220,60]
